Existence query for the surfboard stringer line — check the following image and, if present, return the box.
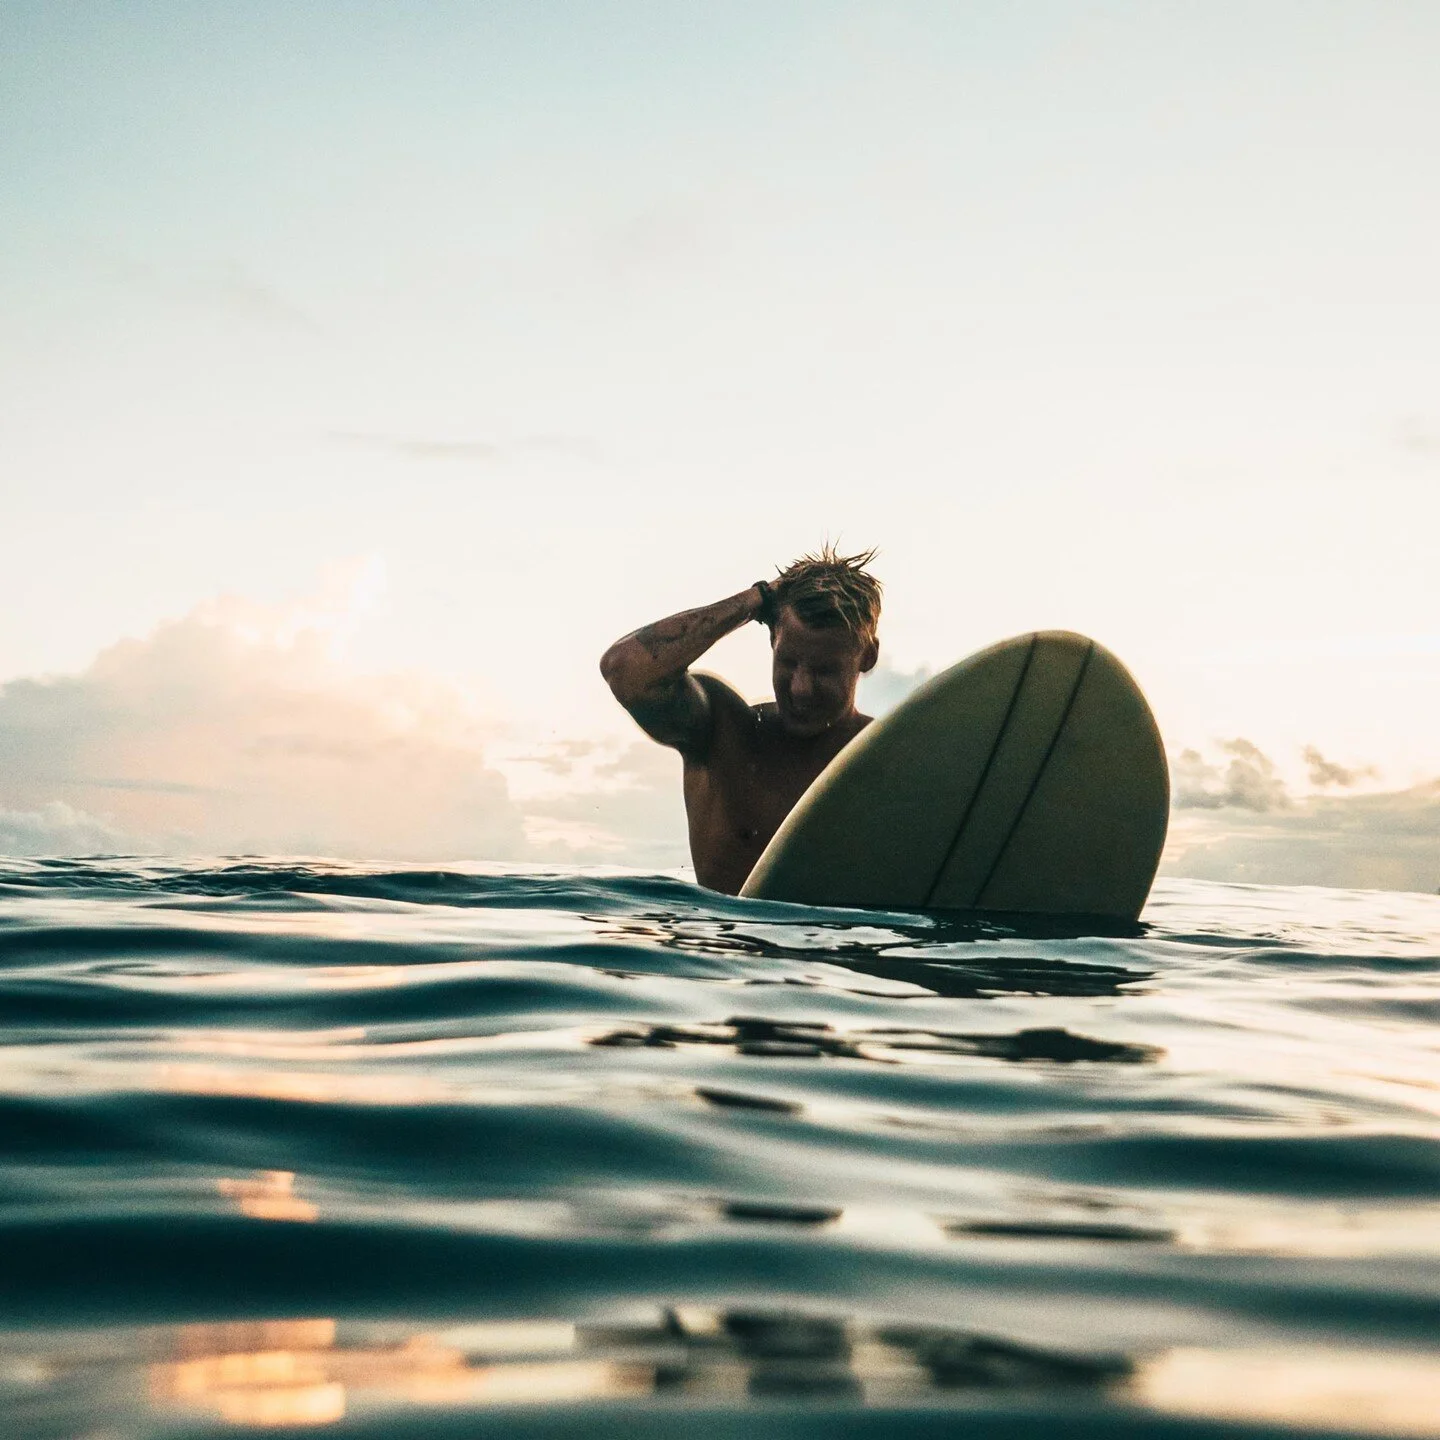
[921,634,1096,910]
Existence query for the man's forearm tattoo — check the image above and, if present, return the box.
[633,593,752,660]
[634,613,705,660]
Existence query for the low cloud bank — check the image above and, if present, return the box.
[509,741,688,868]
[0,581,689,868]
[1163,780,1440,893]
[0,590,525,861]
[0,801,131,856]
[1163,737,1437,894]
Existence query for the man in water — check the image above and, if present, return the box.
[600,546,882,894]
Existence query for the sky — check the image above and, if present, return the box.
[2,1,1438,888]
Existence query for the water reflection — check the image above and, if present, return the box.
[592,1015,1163,1064]
[216,1170,318,1223]
[1135,1346,1440,1436]
[7,1308,1433,1435]
[152,1319,345,1426]
[598,911,1151,998]
[140,1308,1130,1423]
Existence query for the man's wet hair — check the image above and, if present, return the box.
[770,545,882,646]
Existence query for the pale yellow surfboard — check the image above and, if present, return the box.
[740,631,1169,920]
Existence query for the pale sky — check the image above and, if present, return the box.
[2,2,1438,880]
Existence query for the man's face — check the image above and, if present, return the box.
[770,608,877,737]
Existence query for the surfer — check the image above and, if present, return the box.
[600,546,882,894]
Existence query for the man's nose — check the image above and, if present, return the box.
[791,668,813,700]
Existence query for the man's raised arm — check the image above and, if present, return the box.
[600,585,767,754]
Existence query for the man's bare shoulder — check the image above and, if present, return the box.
[689,673,763,751]
[691,672,759,716]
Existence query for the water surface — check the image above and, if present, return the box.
[1,860,1437,1438]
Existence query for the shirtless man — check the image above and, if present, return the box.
[600,547,882,894]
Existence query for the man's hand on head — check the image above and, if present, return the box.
[753,581,779,628]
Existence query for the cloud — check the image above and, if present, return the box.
[1173,738,1290,812]
[509,738,603,777]
[506,741,688,868]
[328,431,504,462]
[595,199,719,285]
[0,584,525,861]
[1157,737,1438,892]
[858,659,934,717]
[1301,745,1376,789]
[1397,415,1440,454]
[90,250,327,337]
[211,260,327,337]
[1163,780,1440,894]
[0,801,133,857]
[328,432,600,464]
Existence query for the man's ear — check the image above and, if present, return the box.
[859,638,879,674]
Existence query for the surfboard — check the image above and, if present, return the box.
[739,631,1169,920]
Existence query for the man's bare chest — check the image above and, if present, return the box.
[690,727,847,828]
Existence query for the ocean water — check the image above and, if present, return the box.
[1,860,1438,1440]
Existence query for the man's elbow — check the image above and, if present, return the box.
[598,641,638,702]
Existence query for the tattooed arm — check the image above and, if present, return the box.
[599,586,766,754]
